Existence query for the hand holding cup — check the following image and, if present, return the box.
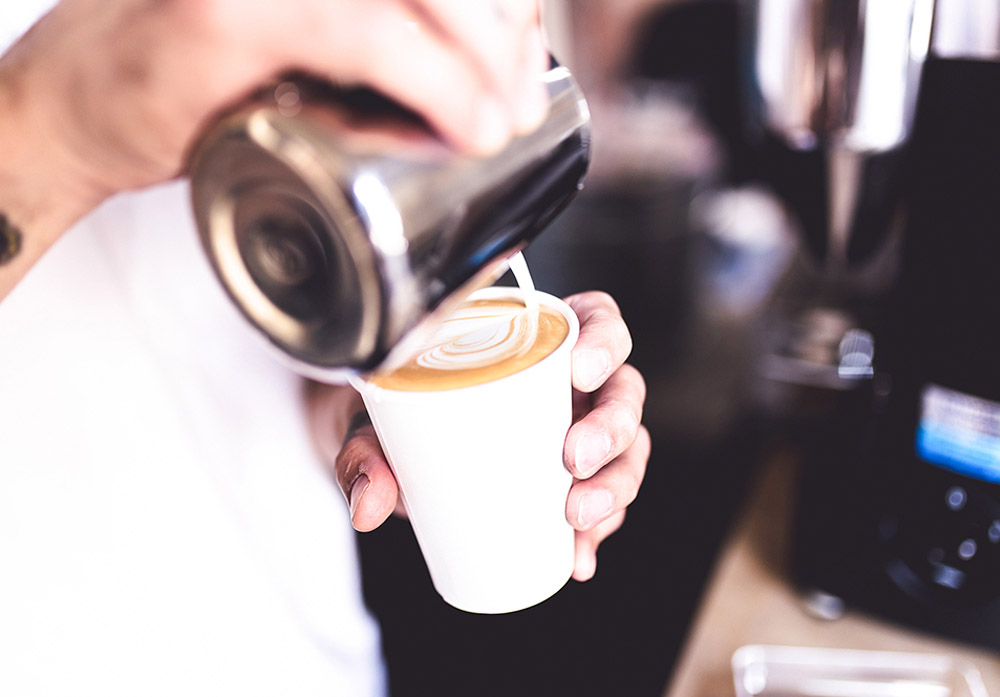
[308,290,649,598]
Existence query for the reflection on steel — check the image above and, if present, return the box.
[753,0,933,153]
[932,0,1000,61]
[190,65,590,381]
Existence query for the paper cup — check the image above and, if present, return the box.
[353,287,579,614]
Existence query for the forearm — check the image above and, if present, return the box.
[0,48,106,300]
[0,0,549,301]
[0,156,101,301]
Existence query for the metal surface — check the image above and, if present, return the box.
[932,0,1000,61]
[189,65,590,381]
[749,0,1000,272]
[750,0,934,271]
[752,0,934,153]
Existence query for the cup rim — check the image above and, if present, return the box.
[352,287,579,398]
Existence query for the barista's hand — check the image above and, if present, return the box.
[311,291,650,582]
[561,291,649,581]
[0,0,548,297]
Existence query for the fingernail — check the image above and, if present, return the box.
[577,489,614,529]
[349,473,370,522]
[573,350,610,392]
[574,432,611,477]
[474,96,511,153]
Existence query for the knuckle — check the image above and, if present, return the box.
[566,290,621,318]
[632,426,652,461]
[590,313,633,363]
[621,476,640,508]
[619,324,634,359]
[617,428,651,505]
[622,364,647,403]
[588,290,622,316]
[594,510,627,542]
[623,460,644,505]
[637,424,652,454]
[602,397,642,441]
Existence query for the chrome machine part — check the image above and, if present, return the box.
[932,0,1000,61]
[750,0,934,271]
[753,0,934,153]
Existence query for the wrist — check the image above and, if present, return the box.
[0,57,108,298]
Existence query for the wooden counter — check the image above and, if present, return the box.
[663,451,1000,697]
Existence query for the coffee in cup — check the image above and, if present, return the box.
[368,298,569,392]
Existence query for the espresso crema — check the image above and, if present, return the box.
[369,298,569,392]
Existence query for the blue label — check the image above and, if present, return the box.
[916,385,1000,485]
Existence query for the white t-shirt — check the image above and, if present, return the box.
[0,8,385,696]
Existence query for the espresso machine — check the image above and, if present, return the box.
[744,0,1000,647]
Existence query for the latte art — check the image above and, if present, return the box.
[369,298,569,392]
[415,302,538,372]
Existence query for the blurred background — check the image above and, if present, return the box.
[357,1,1000,695]
[356,2,777,695]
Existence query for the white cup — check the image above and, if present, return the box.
[353,287,579,614]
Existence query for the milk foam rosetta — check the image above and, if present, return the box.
[369,298,570,392]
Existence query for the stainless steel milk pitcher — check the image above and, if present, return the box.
[189,62,590,382]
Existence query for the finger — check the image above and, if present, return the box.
[565,365,646,478]
[565,291,634,393]
[284,0,513,153]
[333,423,401,532]
[410,0,547,130]
[572,511,626,582]
[566,425,650,531]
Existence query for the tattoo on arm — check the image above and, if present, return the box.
[0,212,22,265]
